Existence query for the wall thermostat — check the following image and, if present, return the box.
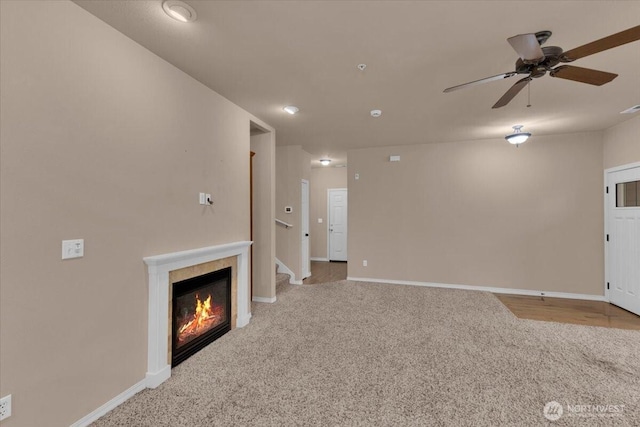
[285,206,293,213]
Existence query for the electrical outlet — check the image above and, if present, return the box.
[363,260,367,267]
[0,394,12,421]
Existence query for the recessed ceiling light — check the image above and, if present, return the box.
[319,159,331,166]
[283,105,299,115]
[162,1,197,23]
[370,109,382,118]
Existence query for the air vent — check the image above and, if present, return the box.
[620,105,640,114]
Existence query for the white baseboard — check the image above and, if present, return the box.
[346,276,607,302]
[310,257,329,262]
[275,257,300,284]
[252,296,277,303]
[237,312,252,328]
[71,378,146,427]
[145,365,171,389]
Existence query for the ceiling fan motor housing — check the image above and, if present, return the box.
[535,30,553,46]
[515,45,564,77]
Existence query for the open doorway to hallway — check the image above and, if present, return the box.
[303,261,347,284]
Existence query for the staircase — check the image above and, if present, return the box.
[276,263,292,293]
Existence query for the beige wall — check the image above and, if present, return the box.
[275,146,311,280]
[251,131,276,300]
[603,116,640,169]
[310,167,348,259]
[347,132,605,296]
[0,1,273,426]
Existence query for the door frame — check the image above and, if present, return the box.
[604,161,640,302]
[327,188,348,262]
[301,179,311,279]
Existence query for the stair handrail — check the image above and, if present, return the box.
[275,218,293,229]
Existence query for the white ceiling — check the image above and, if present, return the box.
[73,1,640,166]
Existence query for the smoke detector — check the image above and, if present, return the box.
[370,109,382,118]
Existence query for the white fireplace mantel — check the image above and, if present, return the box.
[143,241,252,388]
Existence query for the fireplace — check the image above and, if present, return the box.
[144,241,251,388]
[171,267,231,366]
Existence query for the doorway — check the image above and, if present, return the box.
[328,188,348,262]
[249,121,276,302]
[606,162,640,316]
[301,179,311,279]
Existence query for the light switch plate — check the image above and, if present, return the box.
[0,394,11,421]
[318,218,323,223]
[62,239,84,260]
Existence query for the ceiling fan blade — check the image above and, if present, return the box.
[550,65,617,85]
[492,77,532,109]
[508,34,545,62]
[562,25,640,61]
[443,72,516,93]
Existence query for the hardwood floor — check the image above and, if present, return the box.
[302,264,639,330]
[303,261,347,284]
[495,294,640,330]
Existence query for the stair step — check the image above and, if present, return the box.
[276,272,290,287]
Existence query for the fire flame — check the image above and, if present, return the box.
[177,293,216,341]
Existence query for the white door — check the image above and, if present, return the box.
[301,179,311,279]
[607,164,640,316]
[328,188,348,261]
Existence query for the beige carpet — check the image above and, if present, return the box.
[92,281,640,426]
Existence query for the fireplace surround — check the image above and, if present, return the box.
[143,241,252,388]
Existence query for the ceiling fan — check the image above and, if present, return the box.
[444,25,640,108]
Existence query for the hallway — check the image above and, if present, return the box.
[303,261,347,284]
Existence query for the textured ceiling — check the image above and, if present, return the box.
[73,1,640,166]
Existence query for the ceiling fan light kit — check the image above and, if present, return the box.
[444,25,640,109]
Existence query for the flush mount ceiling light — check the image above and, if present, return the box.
[319,159,331,166]
[505,125,531,146]
[370,109,382,118]
[283,105,299,115]
[162,1,197,23]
